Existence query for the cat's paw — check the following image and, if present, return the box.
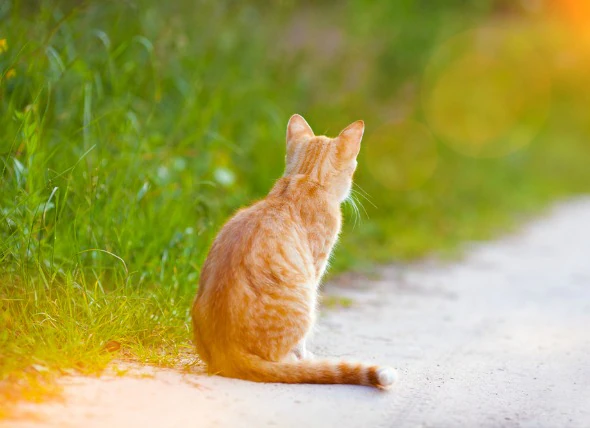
[292,348,314,360]
[283,352,299,363]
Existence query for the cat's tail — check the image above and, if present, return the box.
[233,353,396,389]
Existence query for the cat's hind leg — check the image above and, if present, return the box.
[292,340,314,360]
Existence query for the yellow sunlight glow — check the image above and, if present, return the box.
[422,26,551,158]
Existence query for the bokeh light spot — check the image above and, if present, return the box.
[423,26,552,158]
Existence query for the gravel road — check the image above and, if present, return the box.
[6,199,590,428]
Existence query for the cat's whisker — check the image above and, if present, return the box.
[352,181,369,194]
[353,183,377,208]
[352,183,375,206]
[353,197,361,228]
[350,193,360,224]
[352,181,370,196]
[351,190,370,219]
[345,192,363,228]
[345,197,355,228]
[354,195,362,225]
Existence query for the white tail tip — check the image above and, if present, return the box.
[376,367,397,388]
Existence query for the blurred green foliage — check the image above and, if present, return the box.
[1,0,590,401]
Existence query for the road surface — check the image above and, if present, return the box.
[6,199,590,427]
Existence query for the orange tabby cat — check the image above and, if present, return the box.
[191,114,396,388]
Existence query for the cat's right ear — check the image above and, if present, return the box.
[286,114,314,145]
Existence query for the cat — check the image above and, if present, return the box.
[191,114,396,388]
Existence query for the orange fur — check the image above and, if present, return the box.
[191,114,396,388]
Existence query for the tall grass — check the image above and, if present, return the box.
[1,0,590,410]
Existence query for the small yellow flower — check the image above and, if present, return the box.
[0,39,7,53]
[6,68,16,79]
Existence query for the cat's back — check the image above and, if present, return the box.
[197,195,303,294]
[215,196,294,254]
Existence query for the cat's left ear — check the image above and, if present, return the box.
[337,120,364,160]
[285,114,314,174]
[287,114,314,145]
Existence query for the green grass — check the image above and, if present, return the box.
[1,0,590,412]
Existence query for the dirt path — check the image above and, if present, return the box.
[6,199,590,428]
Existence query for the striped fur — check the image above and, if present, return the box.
[191,114,396,389]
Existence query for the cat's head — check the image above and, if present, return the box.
[284,114,364,202]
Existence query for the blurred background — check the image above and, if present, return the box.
[1,0,590,402]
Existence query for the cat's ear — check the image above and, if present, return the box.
[337,120,364,160]
[286,114,314,145]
